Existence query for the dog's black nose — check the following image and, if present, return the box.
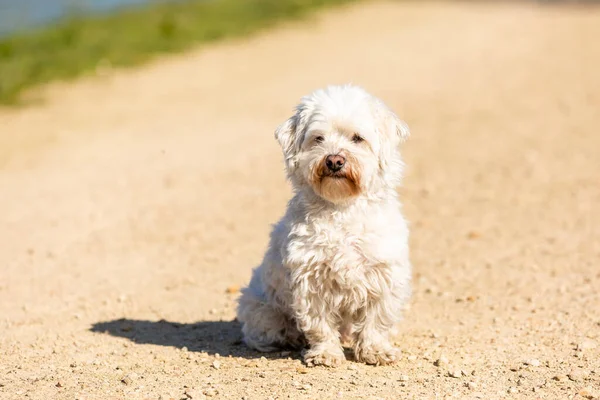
[325,154,346,172]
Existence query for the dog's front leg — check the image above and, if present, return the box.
[353,300,400,366]
[300,317,345,367]
[293,291,345,367]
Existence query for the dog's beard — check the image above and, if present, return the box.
[310,154,362,203]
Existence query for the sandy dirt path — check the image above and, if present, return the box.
[1,1,599,399]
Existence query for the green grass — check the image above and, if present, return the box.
[0,0,360,106]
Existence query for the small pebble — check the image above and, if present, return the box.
[184,389,203,399]
[552,374,567,382]
[448,369,462,378]
[296,367,309,374]
[524,359,540,367]
[434,355,449,367]
[407,355,417,362]
[579,386,599,399]
[577,340,598,351]
[121,375,133,385]
[211,360,221,370]
[466,382,477,390]
[399,375,409,382]
[568,369,588,381]
[225,285,240,294]
[508,387,518,394]
[300,384,312,391]
[203,388,218,397]
[467,231,481,239]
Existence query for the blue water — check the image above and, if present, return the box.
[0,0,170,36]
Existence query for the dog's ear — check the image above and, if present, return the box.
[385,108,410,144]
[376,102,409,182]
[373,99,409,145]
[274,115,300,171]
[395,116,410,142]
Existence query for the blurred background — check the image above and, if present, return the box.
[0,0,165,36]
[0,0,361,105]
[1,0,598,106]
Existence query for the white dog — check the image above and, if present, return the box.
[236,84,411,367]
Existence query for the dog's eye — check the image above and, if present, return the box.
[314,136,324,144]
[352,134,364,143]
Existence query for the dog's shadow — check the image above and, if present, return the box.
[90,318,295,360]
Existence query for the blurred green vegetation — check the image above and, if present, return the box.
[0,0,359,106]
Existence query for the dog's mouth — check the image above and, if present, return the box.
[310,154,362,203]
[313,169,361,203]
[320,170,348,180]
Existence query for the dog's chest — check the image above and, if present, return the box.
[285,216,399,290]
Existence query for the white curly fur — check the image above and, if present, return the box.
[237,85,411,367]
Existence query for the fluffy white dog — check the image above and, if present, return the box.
[236,84,411,367]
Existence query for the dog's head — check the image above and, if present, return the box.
[275,85,409,204]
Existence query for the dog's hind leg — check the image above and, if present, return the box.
[236,272,304,352]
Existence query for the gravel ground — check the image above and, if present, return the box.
[1,1,599,400]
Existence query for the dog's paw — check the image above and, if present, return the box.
[303,345,345,367]
[355,345,399,366]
